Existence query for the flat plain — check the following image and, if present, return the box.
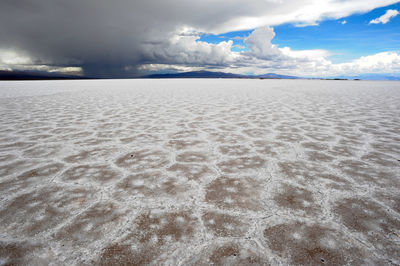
[0,79,399,265]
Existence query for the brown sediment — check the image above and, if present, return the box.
[167,163,213,180]
[18,163,64,180]
[319,173,351,190]
[209,132,246,145]
[64,150,90,163]
[169,129,201,139]
[0,241,45,265]
[131,210,197,246]
[205,176,263,210]
[115,149,169,171]
[361,151,399,167]
[0,153,16,163]
[306,150,334,162]
[328,144,357,157]
[202,211,249,237]
[217,156,265,174]
[62,164,119,183]
[115,171,184,197]
[276,132,304,142]
[56,202,127,245]
[0,160,39,177]
[278,160,318,184]
[0,141,36,151]
[0,186,94,236]
[242,128,269,138]
[219,145,251,156]
[99,244,137,266]
[264,222,365,265]
[176,151,208,163]
[0,163,64,193]
[209,243,240,264]
[99,210,199,265]
[335,159,395,187]
[167,139,206,150]
[186,241,267,265]
[304,132,335,142]
[334,197,400,260]
[301,141,329,151]
[273,183,320,215]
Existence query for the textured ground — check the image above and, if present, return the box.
[0,79,399,265]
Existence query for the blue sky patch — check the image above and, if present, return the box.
[199,3,400,63]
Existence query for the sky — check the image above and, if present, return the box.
[0,0,399,78]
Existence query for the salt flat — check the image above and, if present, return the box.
[0,79,399,265]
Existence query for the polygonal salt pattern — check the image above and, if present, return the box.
[0,79,399,265]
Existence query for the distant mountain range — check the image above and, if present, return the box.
[0,70,299,80]
[1,69,399,80]
[142,71,299,79]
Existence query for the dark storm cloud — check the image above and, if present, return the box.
[1,1,148,76]
[1,0,257,77]
[0,0,398,77]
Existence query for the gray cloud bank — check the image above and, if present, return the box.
[0,0,399,77]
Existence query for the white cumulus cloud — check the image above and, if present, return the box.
[369,9,399,24]
[243,27,282,60]
[138,26,400,77]
[331,52,400,74]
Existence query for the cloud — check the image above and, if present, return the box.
[340,20,347,24]
[0,49,83,74]
[140,34,238,67]
[138,26,334,75]
[0,0,399,77]
[3,22,398,78]
[369,9,399,24]
[331,52,400,74]
[243,27,282,60]
[138,27,400,77]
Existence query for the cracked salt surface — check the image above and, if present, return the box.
[0,79,399,265]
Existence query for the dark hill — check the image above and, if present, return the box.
[142,70,298,79]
